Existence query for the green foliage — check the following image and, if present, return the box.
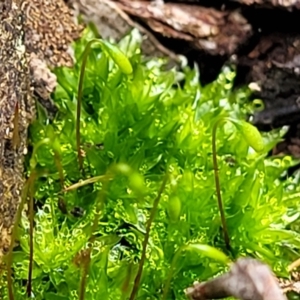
[3,27,300,299]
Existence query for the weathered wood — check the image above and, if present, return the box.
[116,0,252,56]
[68,0,181,63]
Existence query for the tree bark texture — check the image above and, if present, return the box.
[0,0,32,258]
[0,0,82,258]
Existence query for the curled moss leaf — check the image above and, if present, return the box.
[236,121,264,152]
[129,172,146,195]
[101,40,133,75]
[167,195,181,222]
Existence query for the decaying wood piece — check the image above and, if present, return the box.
[67,0,181,63]
[0,0,83,258]
[116,0,252,56]
[185,258,287,300]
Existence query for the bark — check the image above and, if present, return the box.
[67,0,181,64]
[0,0,82,257]
[116,0,252,56]
[0,0,32,257]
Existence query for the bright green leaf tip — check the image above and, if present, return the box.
[239,121,264,152]
[186,244,231,265]
[102,40,133,74]
[168,195,181,222]
[229,119,264,153]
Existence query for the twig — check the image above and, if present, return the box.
[63,175,108,192]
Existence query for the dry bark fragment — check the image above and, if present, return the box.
[185,258,287,300]
[116,0,252,56]
[67,0,181,63]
